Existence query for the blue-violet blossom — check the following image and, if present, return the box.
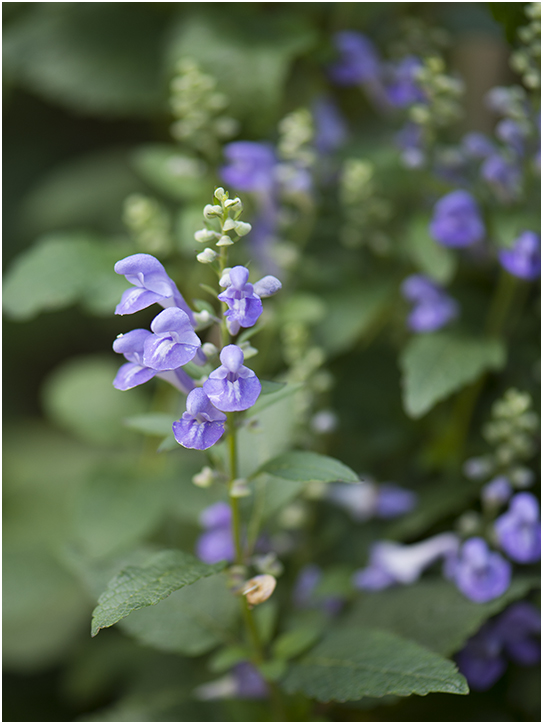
[143,307,201,371]
[499,231,541,280]
[481,153,522,202]
[328,31,381,86]
[429,190,485,247]
[114,253,195,323]
[401,274,459,333]
[447,537,511,603]
[495,492,541,564]
[203,345,261,412]
[218,266,281,335]
[195,501,235,564]
[173,389,227,451]
[481,476,513,508]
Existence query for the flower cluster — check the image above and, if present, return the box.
[112,188,281,451]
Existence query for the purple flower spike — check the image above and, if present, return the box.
[499,231,541,280]
[173,388,227,451]
[481,154,522,202]
[218,266,263,335]
[429,190,485,248]
[114,253,194,323]
[495,492,541,564]
[451,537,511,603]
[143,308,201,371]
[329,31,381,86]
[203,345,261,412]
[222,142,276,193]
[353,533,459,591]
[455,621,507,691]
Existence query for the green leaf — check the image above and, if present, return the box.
[282,627,468,702]
[123,413,176,437]
[3,233,130,320]
[208,645,251,673]
[259,380,287,395]
[315,280,394,356]
[272,626,322,661]
[3,3,164,117]
[41,355,147,447]
[131,145,208,202]
[400,333,506,419]
[249,382,301,416]
[119,573,238,656]
[253,451,359,483]
[404,215,457,284]
[91,550,226,636]
[342,576,540,657]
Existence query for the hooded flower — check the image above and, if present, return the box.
[203,345,261,412]
[499,231,541,280]
[429,190,485,248]
[447,537,511,603]
[143,307,201,371]
[495,492,541,563]
[173,388,227,451]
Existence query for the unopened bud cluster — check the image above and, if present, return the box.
[170,58,239,153]
[278,108,316,167]
[410,56,464,130]
[194,188,251,263]
[510,2,541,89]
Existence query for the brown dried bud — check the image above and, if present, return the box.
[241,574,276,607]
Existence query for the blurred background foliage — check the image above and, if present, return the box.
[3,2,539,722]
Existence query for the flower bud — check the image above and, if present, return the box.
[234,221,252,237]
[214,187,227,201]
[197,248,218,263]
[230,478,251,498]
[202,342,218,359]
[192,466,216,488]
[204,204,223,219]
[242,574,277,607]
[216,235,234,246]
[194,228,219,243]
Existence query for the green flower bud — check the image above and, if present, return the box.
[234,221,252,237]
[203,204,223,219]
[216,235,234,246]
[195,228,219,243]
[197,248,218,264]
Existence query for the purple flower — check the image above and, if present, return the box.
[218,266,263,335]
[353,533,459,591]
[481,154,522,202]
[196,502,235,564]
[233,662,268,698]
[449,537,511,603]
[499,231,541,280]
[456,601,541,690]
[376,484,418,518]
[142,308,201,371]
[172,388,227,451]
[401,274,459,333]
[292,564,344,616]
[429,190,485,248]
[329,31,381,86]
[313,96,348,155]
[114,253,194,323]
[222,142,276,193]
[461,132,496,160]
[496,118,527,156]
[385,56,425,108]
[494,601,541,665]
[200,501,232,529]
[455,620,507,691]
[481,476,513,507]
[495,493,541,564]
[113,328,195,393]
[203,345,261,412]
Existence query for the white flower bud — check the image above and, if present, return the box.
[194,228,219,243]
[225,197,242,210]
[203,204,223,219]
[197,248,218,263]
[222,218,236,231]
[216,235,234,246]
[192,466,215,488]
[242,574,276,607]
[193,309,211,324]
[230,478,251,498]
[219,268,232,287]
[234,221,252,237]
[202,342,218,358]
[253,275,282,298]
[214,187,227,201]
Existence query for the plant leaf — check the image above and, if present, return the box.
[282,627,468,701]
[91,550,226,636]
[123,413,177,437]
[400,333,506,419]
[342,576,540,657]
[253,451,359,483]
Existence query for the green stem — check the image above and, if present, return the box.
[485,269,518,338]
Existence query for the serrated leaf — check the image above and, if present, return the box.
[253,451,359,483]
[282,627,468,702]
[400,333,506,419]
[272,626,322,660]
[119,573,238,656]
[91,550,226,636]
[342,576,540,657]
[123,413,176,437]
